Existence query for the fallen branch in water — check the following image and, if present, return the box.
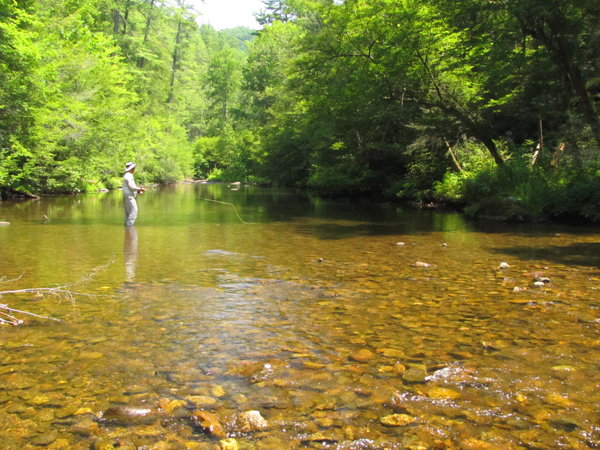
[0,305,60,325]
[0,258,114,326]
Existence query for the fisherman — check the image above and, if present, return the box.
[123,162,146,226]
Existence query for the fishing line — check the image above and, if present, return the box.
[201,198,250,224]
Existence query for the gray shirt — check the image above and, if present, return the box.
[123,172,141,196]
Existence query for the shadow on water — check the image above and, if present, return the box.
[491,242,600,267]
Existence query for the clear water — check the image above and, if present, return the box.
[0,184,599,449]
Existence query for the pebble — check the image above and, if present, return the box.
[69,418,98,436]
[186,395,218,408]
[220,438,239,450]
[379,414,415,426]
[237,410,268,432]
[411,261,432,267]
[192,410,226,438]
[402,367,428,383]
[428,387,460,400]
[30,430,58,446]
[101,405,157,425]
[350,349,374,362]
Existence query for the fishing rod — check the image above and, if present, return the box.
[201,198,250,224]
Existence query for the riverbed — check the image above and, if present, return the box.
[0,184,599,449]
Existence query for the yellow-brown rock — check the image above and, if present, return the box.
[220,438,239,450]
[428,387,460,400]
[350,349,375,363]
[192,410,226,439]
[236,410,268,432]
[379,414,415,426]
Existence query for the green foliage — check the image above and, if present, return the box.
[548,176,600,222]
[1,0,599,224]
[220,26,256,51]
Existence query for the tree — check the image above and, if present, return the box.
[207,47,243,125]
[505,0,600,149]
[0,0,41,193]
[256,0,291,26]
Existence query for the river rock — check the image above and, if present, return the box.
[498,262,510,269]
[0,222,10,226]
[300,431,340,445]
[158,398,187,414]
[428,387,460,400]
[233,359,287,383]
[390,392,414,414]
[212,385,226,397]
[192,410,226,439]
[402,367,428,383]
[236,410,268,432]
[31,430,58,446]
[101,405,158,425]
[379,414,415,427]
[378,348,405,359]
[460,437,501,449]
[69,417,99,436]
[92,440,116,450]
[186,395,218,409]
[220,438,239,450]
[411,261,432,267]
[256,437,285,449]
[350,349,374,362]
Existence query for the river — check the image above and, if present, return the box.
[0,183,599,449]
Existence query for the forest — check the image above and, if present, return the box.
[1,0,599,222]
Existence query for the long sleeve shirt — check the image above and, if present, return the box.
[123,172,141,196]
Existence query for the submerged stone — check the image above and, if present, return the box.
[31,430,58,446]
[380,414,415,427]
[411,261,432,267]
[220,438,239,450]
[428,387,460,400]
[192,410,226,439]
[101,405,158,425]
[402,367,427,383]
[350,349,375,362]
[236,410,268,432]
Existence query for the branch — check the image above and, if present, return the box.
[0,258,115,326]
[0,305,59,325]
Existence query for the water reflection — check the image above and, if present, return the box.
[124,226,138,282]
[0,185,599,449]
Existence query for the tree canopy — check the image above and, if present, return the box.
[1,0,599,220]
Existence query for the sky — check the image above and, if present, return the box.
[193,0,265,30]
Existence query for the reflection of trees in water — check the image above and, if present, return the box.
[124,226,138,282]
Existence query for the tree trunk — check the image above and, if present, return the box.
[416,50,504,165]
[553,33,600,148]
[123,0,131,35]
[140,0,155,68]
[444,138,463,172]
[113,9,120,34]
[168,17,183,105]
[518,9,600,150]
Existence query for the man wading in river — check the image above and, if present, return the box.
[123,162,146,226]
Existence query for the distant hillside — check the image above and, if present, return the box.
[220,26,257,52]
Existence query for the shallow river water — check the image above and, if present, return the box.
[0,183,599,450]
